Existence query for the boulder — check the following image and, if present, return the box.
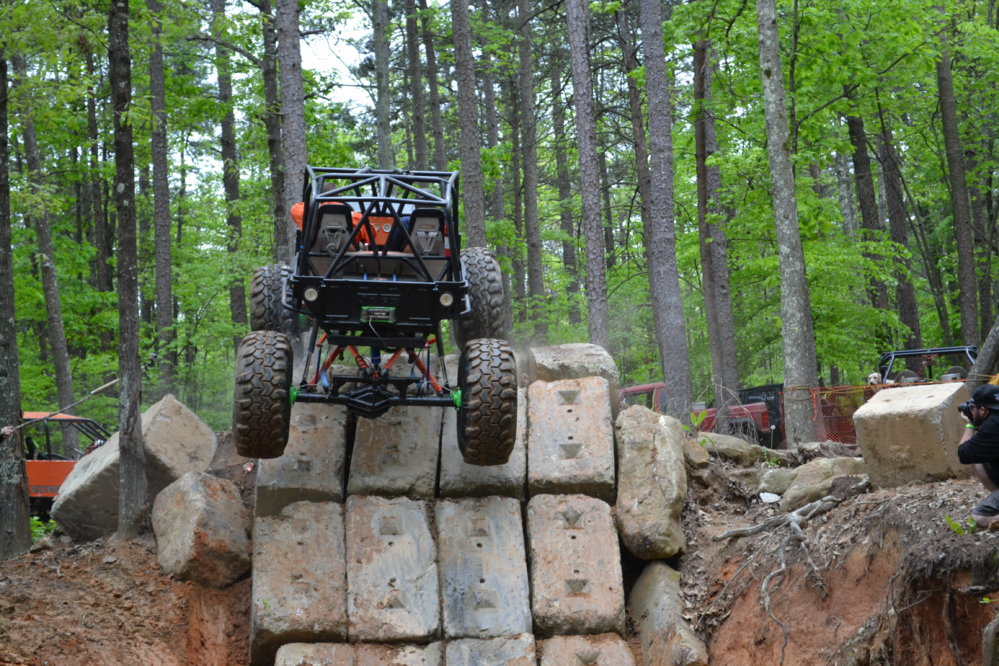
[52,394,216,541]
[614,406,687,559]
[853,382,968,488]
[698,431,761,466]
[779,457,867,511]
[151,472,250,588]
[628,561,708,666]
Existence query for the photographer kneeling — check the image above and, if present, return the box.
[957,384,999,529]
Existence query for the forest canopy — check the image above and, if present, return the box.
[1,0,996,431]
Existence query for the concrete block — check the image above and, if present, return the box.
[615,407,687,560]
[274,643,355,665]
[445,634,536,666]
[439,387,527,499]
[346,407,442,498]
[151,472,250,588]
[853,382,968,488]
[52,394,216,541]
[527,494,625,636]
[274,643,443,666]
[355,643,442,665]
[251,501,347,665]
[529,343,619,390]
[346,496,440,641]
[538,634,635,665]
[436,497,532,638]
[256,403,349,517]
[527,377,615,500]
[628,561,708,666]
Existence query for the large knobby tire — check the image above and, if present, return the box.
[232,330,293,459]
[453,247,511,349]
[457,338,518,466]
[250,264,297,336]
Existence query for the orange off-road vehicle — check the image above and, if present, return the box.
[23,412,111,516]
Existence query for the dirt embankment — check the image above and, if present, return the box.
[0,537,249,666]
[683,470,999,665]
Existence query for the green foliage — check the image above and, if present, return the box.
[30,516,57,541]
[944,514,979,536]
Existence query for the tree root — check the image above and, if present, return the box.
[712,486,868,664]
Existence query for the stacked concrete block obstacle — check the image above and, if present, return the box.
[246,343,706,664]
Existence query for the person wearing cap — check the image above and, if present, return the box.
[956,384,999,529]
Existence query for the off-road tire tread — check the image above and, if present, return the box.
[455,247,511,348]
[457,338,518,466]
[250,264,296,335]
[232,330,293,459]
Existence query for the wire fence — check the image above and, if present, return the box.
[802,376,999,445]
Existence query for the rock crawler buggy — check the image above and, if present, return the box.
[232,167,517,466]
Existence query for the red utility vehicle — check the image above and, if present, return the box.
[619,382,784,448]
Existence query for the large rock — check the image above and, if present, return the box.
[779,457,867,511]
[628,561,708,666]
[52,394,216,541]
[527,494,625,636]
[527,377,616,500]
[255,403,349,517]
[853,382,968,488]
[615,406,687,559]
[435,497,532,638]
[698,431,762,466]
[529,343,619,389]
[345,496,440,642]
[151,472,250,588]
[346,407,442,498]
[251,501,347,665]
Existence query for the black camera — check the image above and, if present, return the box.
[959,401,974,419]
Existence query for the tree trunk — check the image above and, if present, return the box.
[550,58,580,325]
[618,5,651,244]
[249,0,287,263]
[694,39,740,413]
[450,0,487,247]
[148,0,176,397]
[275,0,307,263]
[0,51,30,561]
[756,0,819,445]
[834,148,857,236]
[373,0,394,168]
[507,76,526,318]
[937,42,979,345]
[846,112,889,311]
[418,0,446,171]
[212,0,248,353]
[639,0,690,419]
[566,0,610,349]
[12,56,78,454]
[518,0,544,335]
[109,0,148,538]
[85,48,112,294]
[878,121,921,350]
[404,0,427,169]
[969,315,999,390]
[479,0,503,222]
